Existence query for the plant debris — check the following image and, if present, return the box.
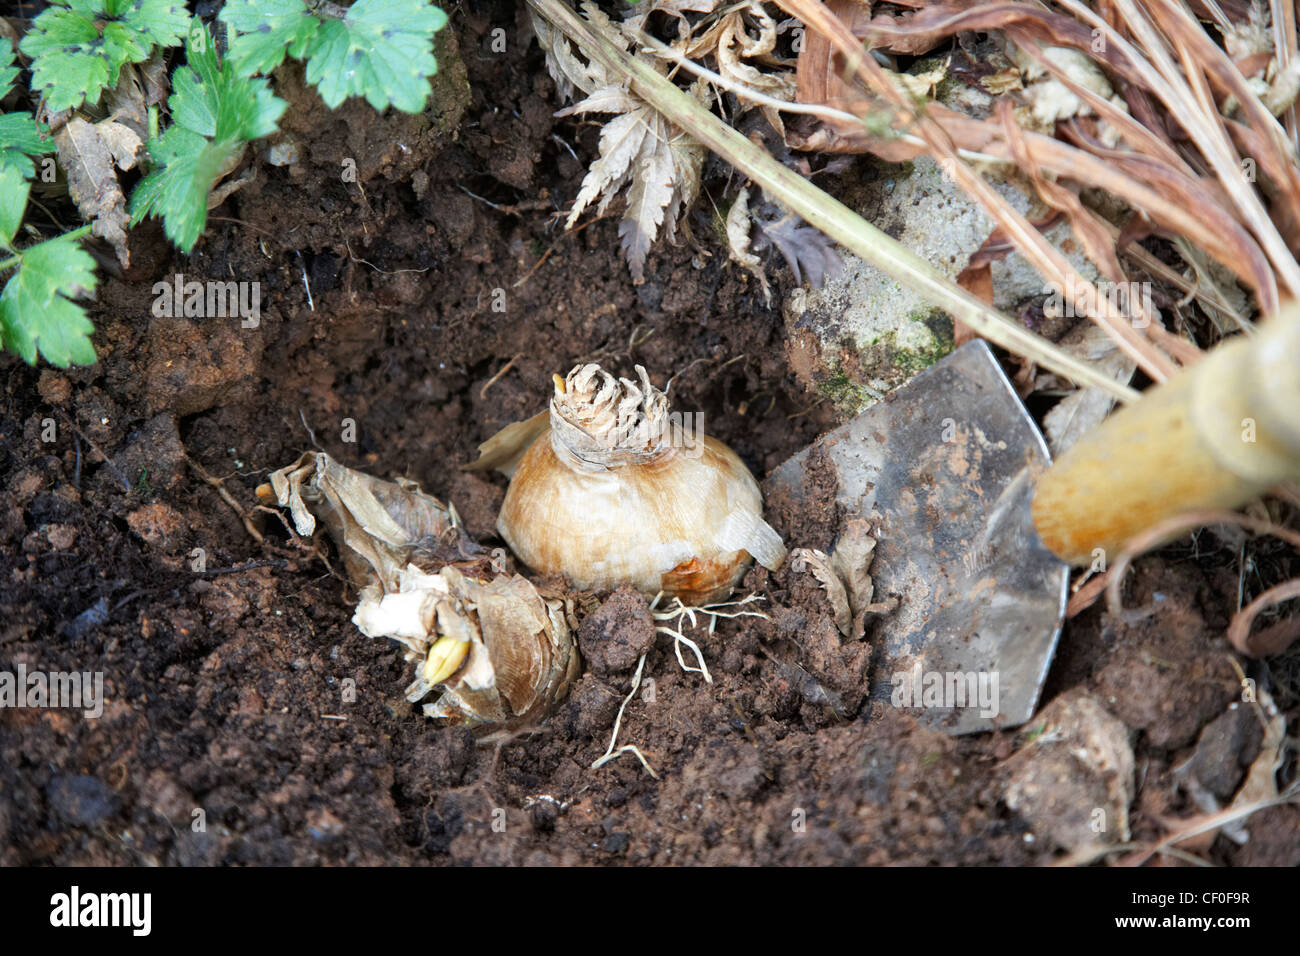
[539,5,707,281]
[53,116,143,267]
[264,452,580,727]
[535,1,838,288]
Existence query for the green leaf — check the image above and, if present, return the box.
[170,22,287,142]
[20,9,106,111]
[0,165,31,247]
[0,233,98,367]
[302,0,448,113]
[0,112,55,180]
[128,20,286,252]
[131,134,240,252]
[221,0,449,111]
[20,0,189,111]
[220,0,320,77]
[122,0,193,51]
[0,37,19,101]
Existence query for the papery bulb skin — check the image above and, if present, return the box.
[265,452,581,728]
[498,364,787,605]
[355,565,582,727]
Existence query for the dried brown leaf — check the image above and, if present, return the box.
[662,82,708,240]
[54,116,142,267]
[753,208,843,287]
[563,106,652,224]
[830,517,877,617]
[1228,688,1284,807]
[531,7,607,100]
[560,69,706,279]
[931,107,1279,309]
[725,186,771,302]
[267,451,462,591]
[862,2,1149,88]
[794,0,893,148]
[793,520,884,640]
[792,547,853,637]
[1134,0,1300,294]
[138,53,170,108]
[713,3,798,105]
[618,114,678,279]
[998,102,1125,285]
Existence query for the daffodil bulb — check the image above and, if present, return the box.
[355,564,580,726]
[263,452,580,727]
[494,364,787,604]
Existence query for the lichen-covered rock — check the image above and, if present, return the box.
[784,154,1101,417]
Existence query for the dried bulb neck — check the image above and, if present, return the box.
[549,363,675,470]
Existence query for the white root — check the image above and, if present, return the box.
[591,653,659,778]
[649,591,770,684]
[590,593,770,779]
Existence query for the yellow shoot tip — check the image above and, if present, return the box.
[422,635,470,687]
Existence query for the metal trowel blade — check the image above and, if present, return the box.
[769,341,1068,734]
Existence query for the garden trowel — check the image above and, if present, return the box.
[769,340,1069,734]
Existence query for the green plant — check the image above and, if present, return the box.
[128,21,287,251]
[1,39,96,368]
[19,0,189,111]
[0,231,99,369]
[2,0,450,369]
[0,42,53,179]
[220,0,449,112]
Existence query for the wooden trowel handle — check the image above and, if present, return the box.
[1033,308,1300,565]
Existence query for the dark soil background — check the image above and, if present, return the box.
[2,2,1298,865]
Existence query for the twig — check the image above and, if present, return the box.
[1227,577,1300,656]
[208,216,277,239]
[456,184,554,216]
[201,559,287,576]
[343,239,430,275]
[512,212,612,288]
[297,409,324,452]
[57,413,131,493]
[1066,569,1111,618]
[1116,783,1300,867]
[296,250,314,312]
[1106,510,1300,621]
[1061,0,1300,303]
[783,0,1175,382]
[480,353,524,399]
[184,454,265,545]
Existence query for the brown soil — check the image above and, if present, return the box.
[2,4,1297,866]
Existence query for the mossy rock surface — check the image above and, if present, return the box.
[785,155,1099,418]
